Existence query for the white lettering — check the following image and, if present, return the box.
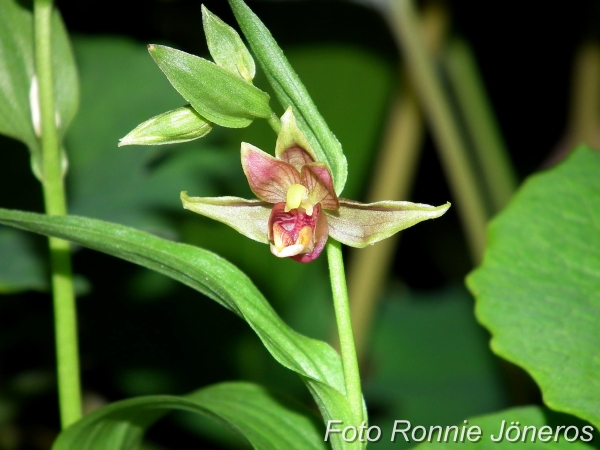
[581,426,594,442]
[391,420,411,442]
[324,420,342,441]
[490,420,505,442]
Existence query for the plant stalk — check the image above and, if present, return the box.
[391,0,488,263]
[327,240,363,426]
[34,0,82,429]
[445,38,517,212]
[346,2,448,361]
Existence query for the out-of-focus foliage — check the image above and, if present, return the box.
[0,0,78,178]
[365,285,507,449]
[468,146,600,430]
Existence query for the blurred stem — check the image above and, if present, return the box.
[445,38,517,212]
[391,0,488,263]
[34,0,82,429]
[347,2,448,361]
[568,41,600,148]
[327,240,363,426]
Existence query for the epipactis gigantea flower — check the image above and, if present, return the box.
[182,108,450,263]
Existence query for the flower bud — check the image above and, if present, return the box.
[119,105,212,146]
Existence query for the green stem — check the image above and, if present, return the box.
[326,240,363,426]
[391,0,488,263]
[34,0,82,429]
[266,112,281,134]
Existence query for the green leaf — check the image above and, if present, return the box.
[0,0,78,177]
[0,0,38,151]
[0,208,359,449]
[119,105,212,146]
[414,406,596,449]
[227,0,348,195]
[148,44,271,128]
[467,146,600,429]
[202,5,255,83]
[52,382,327,450]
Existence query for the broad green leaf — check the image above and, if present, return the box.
[119,105,212,147]
[467,146,600,429]
[0,0,78,177]
[148,44,271,128]
[53,382,327,450]
[202,5,255,83]
[414,406,595,449]
[0,208,359,449]
[227,0,348,195]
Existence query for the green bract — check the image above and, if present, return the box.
[118,105,212,146]
[227,0,348,195]
[202,4,256,83]
[148,44,271,128]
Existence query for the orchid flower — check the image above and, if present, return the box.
[182,108,450,263]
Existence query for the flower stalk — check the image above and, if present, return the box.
[327,240,364,426]
[34,0,82,429]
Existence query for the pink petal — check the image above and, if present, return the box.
[301,163,339,210]
[181,192,272,243]
[241,143,301,203]
[326,199,450,248]
[279,145,315,172]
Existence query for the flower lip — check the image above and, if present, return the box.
[268,202,328,262]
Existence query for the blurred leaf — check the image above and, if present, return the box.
[0,0,78,177]
[0,208,359,449]
[119,105,212,147]
[52,382,326,450]
[365,285,506,449]
[0,0,38,151]
[202,5,255,83]
[414,406,595,449]
[0,227,46,293]
[149,44,271,128]
[468,146,600,429]
[228,0,348,196]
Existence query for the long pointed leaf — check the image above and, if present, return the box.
[227,0,348,195]
[52,382,327,450]
[0,208,357,449]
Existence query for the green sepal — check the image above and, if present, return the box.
[202,5,256,83]
[326,199,451,248]
[148,44,271,128]
[227,0,348,195]
[181,192,271,244]
[275,108,318,161]
[119,105,212,146]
